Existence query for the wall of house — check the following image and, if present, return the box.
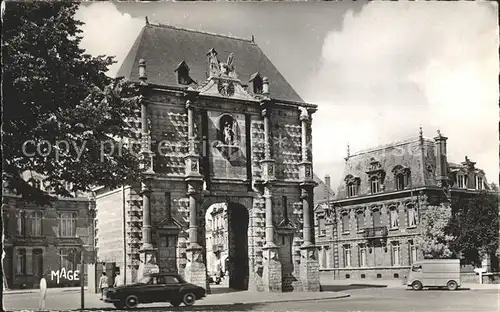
[3,195,93,289]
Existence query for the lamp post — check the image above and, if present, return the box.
[80,244,89,311]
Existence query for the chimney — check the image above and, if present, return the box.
[324,175,331,201]
[262,77,270,96]
[434,130,449,184]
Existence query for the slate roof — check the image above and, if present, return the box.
[313,174,335,204]
[116,23,303,103]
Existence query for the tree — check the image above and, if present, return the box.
[2,2,144,204]
[416,203,455,259]
[448,191,500,268]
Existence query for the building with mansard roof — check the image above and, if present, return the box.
[94,21,321,293]
[314,129,495,279]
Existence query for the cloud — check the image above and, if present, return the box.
[75,2,144,77]
[306,2,499,189]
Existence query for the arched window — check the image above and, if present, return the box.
[370,177,380,194]
[345,175,360,198]
[393,165,410,190]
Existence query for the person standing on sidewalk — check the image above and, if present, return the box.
[39,275,47,311]
[114,272,124,287]
[99,272,109,300]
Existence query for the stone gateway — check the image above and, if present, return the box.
[94,22,320,292]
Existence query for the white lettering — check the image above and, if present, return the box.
[51,270,60,284]
[60,268,67,280]
[50,268,80,284]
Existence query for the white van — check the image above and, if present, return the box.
[406,259,461,291]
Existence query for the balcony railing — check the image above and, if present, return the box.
[363,226,388,238]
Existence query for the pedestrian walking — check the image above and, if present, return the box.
[114,272,124,287]
[39,275,47,311]
[99,272,109,300]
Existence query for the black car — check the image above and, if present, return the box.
[104,273,206,309]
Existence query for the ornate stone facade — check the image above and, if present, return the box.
[95,23,320,292]
[314,130,495,280]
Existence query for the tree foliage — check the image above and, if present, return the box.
[2,2,144,204]
[448,191,500,267]
[416,203,455,259]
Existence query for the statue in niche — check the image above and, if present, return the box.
[219,115,239,146]
[223,121,235,145]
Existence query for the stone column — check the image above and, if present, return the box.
[298,106,320,292]
[137,59,158,279]
[259,95,282,292]
[184,96,207,290]
[183,181,207,290]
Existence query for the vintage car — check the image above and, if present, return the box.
[104,273,206,309]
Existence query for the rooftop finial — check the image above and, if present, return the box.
[419,126,423,139]
[347,143,350,158]
[437,128,441,137]
[251,35,255,43]
[145,16,149,25]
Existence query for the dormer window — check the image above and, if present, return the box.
[370,177,380,194]
[366,158,386,194]
[345,175,360,198]
[476,175,484,190]
[174,61,195,85]
[347,183,358,197]
[392,165,411,190]
[457,174,467,188]
[249,72,263,94]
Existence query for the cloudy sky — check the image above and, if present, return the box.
[76,1,498,190]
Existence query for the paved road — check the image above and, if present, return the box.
[4,286,499,311]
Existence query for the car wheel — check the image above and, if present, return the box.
[170,300,181,307]
[125,295,139,309]
[113,302,124,309]
[182,292,196,306]
[447,280,458,291]
[412,281,423,291]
